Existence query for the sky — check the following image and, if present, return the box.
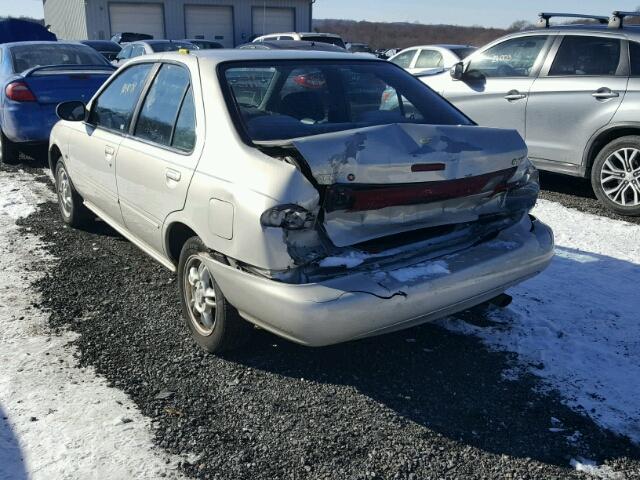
[2,0,640,28]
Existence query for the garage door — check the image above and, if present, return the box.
[109,3,165,39]
[185,5,234,48]
[252,7,294,36]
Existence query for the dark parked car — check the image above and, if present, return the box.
[181,39,223,50]
[346,42,375,55]
[110,32,153,44]
[80,40,122,61]
[237,40,346,52]
[0,18,56,43]
[0,41,114,164]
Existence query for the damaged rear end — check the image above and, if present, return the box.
[208,56,553,345]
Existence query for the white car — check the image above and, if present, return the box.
[252,32,345,49]
[389,44,477,75]
[49,49,553,353]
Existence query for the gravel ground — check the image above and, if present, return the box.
[8,161,640,479]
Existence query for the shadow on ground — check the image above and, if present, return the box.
[0,406,28,480]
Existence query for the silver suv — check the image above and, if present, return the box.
[420,12,640,216]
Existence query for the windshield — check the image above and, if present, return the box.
[10,44,108,72]
[301,35,346,49]
[150,42,194,52]
[221,60,471,142]
[450,47,477,59]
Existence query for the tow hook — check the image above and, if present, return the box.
[487,293,513,308]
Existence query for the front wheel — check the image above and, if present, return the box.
[591,136,640,216]
[178,237,252,353]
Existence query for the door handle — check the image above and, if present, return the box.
[592,88,619,100]
[165,168,181,182]
[504,90,527,101]
[105,146,115,155]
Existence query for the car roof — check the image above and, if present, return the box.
[515,23,640,39]
[239,40,345,51]
[2,40,90,48]
[137,49,379,66]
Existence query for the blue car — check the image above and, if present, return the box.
[0,41,115,164]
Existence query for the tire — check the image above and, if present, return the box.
[591,136,640,216]
[54,161,92,227]
[178,236,252,353]
[0,130,19,165]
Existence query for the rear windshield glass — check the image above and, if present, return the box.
[150,42,194,53]
[301,35,346,49]
[450,47,477,59]
[10,44,107,72]
[221,60,471,142]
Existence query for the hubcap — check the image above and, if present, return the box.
[57,168,73,217]
[183,255,217,336]
[600,147,640,207]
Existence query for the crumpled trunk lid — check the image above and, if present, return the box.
[289,123,529,247]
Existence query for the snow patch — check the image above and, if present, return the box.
[0,169,184,479]
[570,457,623,479]
[438,199,640,444]
[389,260,450,282]
[318,250,369,268]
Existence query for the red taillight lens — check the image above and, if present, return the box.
[5,81,36,102]
[293,73,326,89]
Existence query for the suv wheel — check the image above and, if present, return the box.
[0,130,19,165]
[178,237,252,353]
[592,136,640,216]
[55,161,92,227]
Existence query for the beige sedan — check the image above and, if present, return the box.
[50,49,553,353]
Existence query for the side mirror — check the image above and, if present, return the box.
[450,62,465,80]
[56,101,87,122]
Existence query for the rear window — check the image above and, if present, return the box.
[150,42,194,53]
[221,60,471,142]
[631,42,640,76]
[301,35,346,49]
[10,44,107,72]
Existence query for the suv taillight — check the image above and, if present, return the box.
[5,81,36,102]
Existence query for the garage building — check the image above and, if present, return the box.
[43,0,313,47]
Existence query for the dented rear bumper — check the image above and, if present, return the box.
[204,215,554,347]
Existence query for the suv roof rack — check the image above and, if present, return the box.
[609,11,640,29]
[536,12,609,28]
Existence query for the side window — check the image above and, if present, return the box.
[549,36,621,76]
[415,49,444,69]
[89,63,153,132]
[467,36,547,78]
[630,42,640,76]
[390,49,416,68]
[134,63,191,147]
[116,45,132,60]
[172,87,196,151]
[278,36,294,40]
[130,45,145,58]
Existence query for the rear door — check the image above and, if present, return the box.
[525,34,627,170]
[115,62,202,253]
[68,62,154,224]
[441,34,551,138]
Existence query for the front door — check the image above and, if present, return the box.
[526,35,627,169]
[442,35,551,138]
[116,62,200,253]
[68,62,154,223]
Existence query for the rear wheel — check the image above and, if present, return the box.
[591,136,640,216]
[0,130,19,165]
[178,237,252,353]
[55,161,92,227]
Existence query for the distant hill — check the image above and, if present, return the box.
[313,18,512,49]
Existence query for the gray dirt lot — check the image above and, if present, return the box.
[8,161,640,480]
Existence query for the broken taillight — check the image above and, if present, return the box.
[325,167,518,212]
[261,205,315,230]
[5,81,36,102]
